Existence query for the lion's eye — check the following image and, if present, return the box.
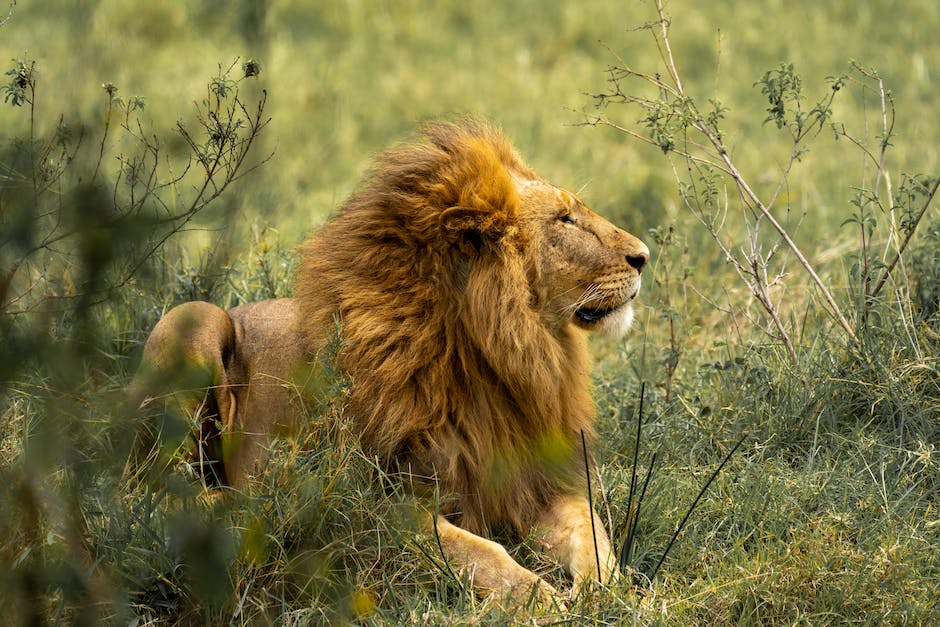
[557,213,576,225]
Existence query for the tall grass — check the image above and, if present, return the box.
[2,1,940,624]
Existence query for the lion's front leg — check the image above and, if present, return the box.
[536,495,618,593]
[427,514,563,609]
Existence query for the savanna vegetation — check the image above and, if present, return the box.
[2,0,939,624]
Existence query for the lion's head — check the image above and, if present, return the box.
[297,120,649,534]
[426,121,648,338]
[512,172,648,336]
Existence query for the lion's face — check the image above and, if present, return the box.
[514,175,649,337]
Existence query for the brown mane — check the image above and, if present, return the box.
[295,122,594,536]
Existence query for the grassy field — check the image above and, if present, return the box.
[2,0,939,624]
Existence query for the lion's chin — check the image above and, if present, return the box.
[573,302,634,337]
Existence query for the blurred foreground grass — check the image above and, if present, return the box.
[1,1,939,624]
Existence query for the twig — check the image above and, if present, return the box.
[91,88,114,185]
[653,4,683,94]
[870,174,940,301]
[696,117,856,341]
[0,1,15,28]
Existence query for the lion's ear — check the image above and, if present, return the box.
[439,206,508,254]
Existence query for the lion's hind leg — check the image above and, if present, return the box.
[128,301,239,485]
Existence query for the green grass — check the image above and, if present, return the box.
[2,1,940,624]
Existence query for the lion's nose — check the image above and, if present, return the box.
[626,250,649,273]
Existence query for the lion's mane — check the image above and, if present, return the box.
[296,122,594,535]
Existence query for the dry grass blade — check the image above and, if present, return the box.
[648,434,747,584]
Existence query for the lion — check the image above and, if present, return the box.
[131,121,649,607]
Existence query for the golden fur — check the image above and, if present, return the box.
[133,121,649,605]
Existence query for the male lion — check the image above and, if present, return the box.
[131,121,649,606]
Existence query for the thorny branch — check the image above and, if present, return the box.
[1,59,272,315]
[650,0,856,342]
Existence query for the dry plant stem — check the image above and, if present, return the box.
[855,69,893,304]
[870,174,940,301]
[672,156,800,364]
[91,93,113,186]
[657,231,679,400]
[707,111,859,345]
[872,73,895,269]
[653,0,857,343]
[0,1,14,28]
[857,65,894,205]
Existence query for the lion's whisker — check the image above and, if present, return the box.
[562,284,606,314]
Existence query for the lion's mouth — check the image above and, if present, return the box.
[574,303,623,325]
[572,283,640,333]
